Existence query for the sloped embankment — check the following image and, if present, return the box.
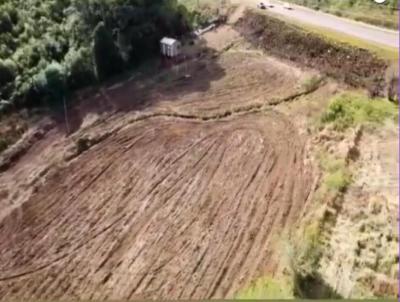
[235,10,388,96]
[0,51,314,300]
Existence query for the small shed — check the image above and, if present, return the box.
[160,37,181,57]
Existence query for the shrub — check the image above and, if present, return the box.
[301,75,322,92]
[321,93,398,131]
[319,154,352,193]
[324,169,351,192]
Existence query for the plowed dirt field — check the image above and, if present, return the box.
[0,51,314,300]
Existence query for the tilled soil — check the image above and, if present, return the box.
[0,53,313,300]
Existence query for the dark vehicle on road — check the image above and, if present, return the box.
[257,2,266,9]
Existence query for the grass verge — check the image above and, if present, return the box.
[320,92,398,131]
[285,0,398,30]
[299,23,398,63]
[318,153,352,192]
[235,275,294,299]
[236,11,388,96]
[260,9,398,63]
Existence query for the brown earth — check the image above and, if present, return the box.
[0,112,311,300]
[0,45,315,300]
[0,7,396,299]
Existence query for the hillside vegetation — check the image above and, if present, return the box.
[0,0,193,113]
[321,93,398,131]
[286,0,398,29]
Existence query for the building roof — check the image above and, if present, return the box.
[160,37,179,46]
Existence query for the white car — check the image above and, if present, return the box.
[283,2,293,9]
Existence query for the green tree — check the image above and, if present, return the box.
[34,62,67,106]
[93,21,124,81]
[64,47,95,89]
[0,59,16,87]
[0,12,13,33]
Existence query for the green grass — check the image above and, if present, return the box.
[317,92,397,192]
[285,0,398,30]
[295,220,324,272]
[318,153,352,192]
[301,24,399,63]
[324,166,352,192]
[235,276,294,299]
[235,221,324,300]
[328,8,398,30]
[321,93,398,131]
[265,13,398,63]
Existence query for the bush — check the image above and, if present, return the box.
[301,75,322,92]
[319,155,352,192]
[324,168,351,192]
[321,93,398,131]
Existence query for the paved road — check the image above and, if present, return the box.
[231,0,399,48]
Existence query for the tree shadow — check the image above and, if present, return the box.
[51,36,226,134]
[294,272,343,299]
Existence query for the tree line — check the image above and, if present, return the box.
[0,0,195,112]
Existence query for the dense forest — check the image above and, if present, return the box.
[0,0,196,112]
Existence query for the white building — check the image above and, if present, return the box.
[160,37,181,58]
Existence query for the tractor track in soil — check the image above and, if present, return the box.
[0,52,314,300]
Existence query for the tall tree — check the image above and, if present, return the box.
[93,21,124,81]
